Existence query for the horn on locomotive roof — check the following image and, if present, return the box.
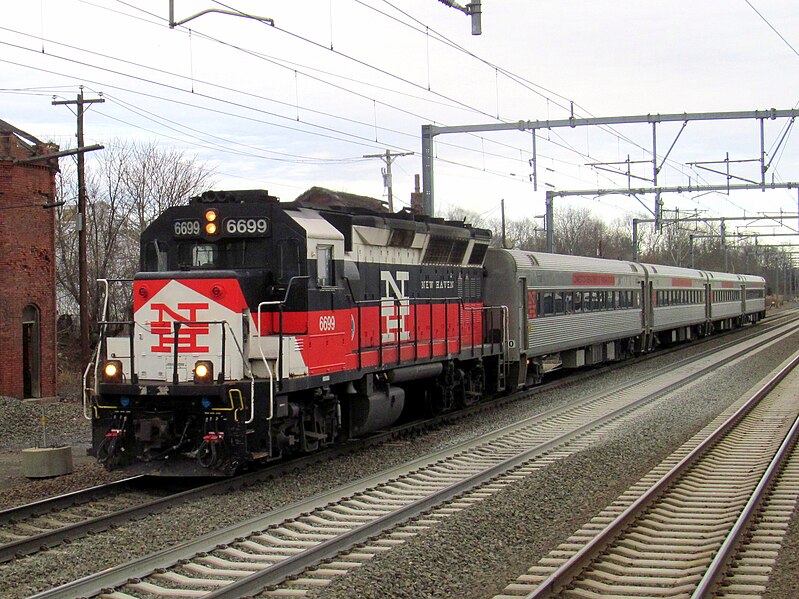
[192,190,278,204]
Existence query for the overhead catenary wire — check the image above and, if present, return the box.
[0,26,560,171]
[1,4,676,199]
[6,1,797,221]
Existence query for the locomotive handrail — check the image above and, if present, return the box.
[346,294,460,366]
[83,278,136,420]
[157,318,256,424]
[168,320,228,384]
[82,278,111,421]
[221,321,256,424]
[254,276,309,422]
[344,295,505,365]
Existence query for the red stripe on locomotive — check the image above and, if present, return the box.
[259,303,485,376]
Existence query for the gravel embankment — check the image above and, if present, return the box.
[0,318,797,598]
[0,396,128,508]
[307,324,799,599]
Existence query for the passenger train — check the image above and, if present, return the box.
[84,188,766,475]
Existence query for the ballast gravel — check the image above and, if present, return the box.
[0,318,798,598]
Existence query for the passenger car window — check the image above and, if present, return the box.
[554,292,564,314]
[573,291,583,312]
[543,292,554,316]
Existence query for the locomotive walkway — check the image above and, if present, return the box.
[29,317,799,599]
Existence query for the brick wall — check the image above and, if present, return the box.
[0,130,58,399]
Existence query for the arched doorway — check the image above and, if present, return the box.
[22,304,41,398]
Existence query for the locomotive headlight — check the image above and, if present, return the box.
[193,360,214,384]
[102,360,124,383]
[204,209,219,236]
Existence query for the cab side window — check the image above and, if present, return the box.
[317,245,334,287]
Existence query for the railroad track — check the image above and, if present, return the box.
[10,313,792,572]
[30,314,799,598]
[0,476,238,564]
[495,350,799,598]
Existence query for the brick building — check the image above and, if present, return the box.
[0,120,59,399]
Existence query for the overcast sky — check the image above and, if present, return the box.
[2,1,798,230]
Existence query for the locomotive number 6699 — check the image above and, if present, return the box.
[225,218,269,235]
[319,315,336,331]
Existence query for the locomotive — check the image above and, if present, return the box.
[84,188,766,475]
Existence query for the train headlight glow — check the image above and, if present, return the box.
[102,360,124,383]
[204,209,219,236]
[193,360,214,384]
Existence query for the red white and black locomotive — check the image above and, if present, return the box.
[85,187,766,475]
[87,188,505,474]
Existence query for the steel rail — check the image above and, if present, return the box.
[0,476,144,525]
[225,320,799,598]
[691,407,799,597]
[32,317,799,599]
[6,308,794,570]
[523,349,799,599]
[0,477,227,564]
[21,312,787,586]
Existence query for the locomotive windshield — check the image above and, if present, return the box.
[141,238,269,271]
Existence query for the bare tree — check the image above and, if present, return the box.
[555,206,603,256]
[55,140,215,337]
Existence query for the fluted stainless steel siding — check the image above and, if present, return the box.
[651,305,706,331]
[745,299,766,314]
[528,310,642,354]
[711,301,742,319]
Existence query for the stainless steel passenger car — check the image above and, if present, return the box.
[706,270,747,331]
[484,248,767,391]
[642,263,708,345]
[484,249,646,388]
[741,274,767,323]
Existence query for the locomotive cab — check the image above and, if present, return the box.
[92,190,309,474]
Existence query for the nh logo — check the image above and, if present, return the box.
[149,302,210,353]
[380,270,410,343]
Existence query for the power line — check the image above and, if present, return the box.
[0,26,548,168]
[8,2,795,223]
[5,7,658,188]
[744,0,799,58]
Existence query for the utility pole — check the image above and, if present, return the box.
[53,87,105,367]
[436,0,482,34]
[362,150,414,212]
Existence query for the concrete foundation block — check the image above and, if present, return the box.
[22,446,74,478]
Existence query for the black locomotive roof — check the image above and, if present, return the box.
[188,187,492,241]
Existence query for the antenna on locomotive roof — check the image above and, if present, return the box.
[501,199,507,249]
